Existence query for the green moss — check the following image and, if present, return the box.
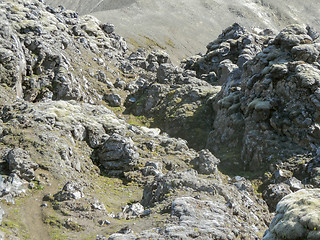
[30,180,44,190]
[1,218,30,239]
[43,215,63,228]
[50,229,68,240]
[2,220,20,229]
[126,115,154,127]
[251,179,263,198]
[175,98,182,104]
[140,35,165,49]
[64,220,84,232]
[108,106,123,113]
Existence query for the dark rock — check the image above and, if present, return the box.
[262,183,292,212]
[97,134,139,172]
[291,44,319,63]
[114,78,126,89]
[104,93,122,107]
[101,23,115,34]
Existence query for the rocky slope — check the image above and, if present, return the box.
[45,0,320,63]
[0,0,320,240]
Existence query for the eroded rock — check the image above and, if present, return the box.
[263,189,320,240]
[6,148,38,181]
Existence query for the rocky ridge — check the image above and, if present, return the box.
[0,0,319,240]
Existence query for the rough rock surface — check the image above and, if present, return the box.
[263,189,320,240]
[0,0,320,239]
[126,50,221,149]
[6,148,38,181]
[208,24,320,172]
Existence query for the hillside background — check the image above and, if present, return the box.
[46,0,320,62]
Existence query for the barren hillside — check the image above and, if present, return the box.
[46,0,320,62]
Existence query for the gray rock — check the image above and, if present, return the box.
[101,23,115,34]
[97,134,139,172]
[191,149,220,175]
[6,148,38,181]
[95,70,107,83]
[121,203,144,219]
[0,207,4,225]
[171,197,237,239]
[114,78,126,89]
[274,24,312,48]
[217,59,238,85]
[104,93,122,107]
[291,44,319,63]
[54,182,84,201]
[295,64,320,87]
[0,174,27,201]
[285,177,304,191]
[108,233,136,240]
[262,183,292,212]
[156,63,176,83]
[263,189,320,240]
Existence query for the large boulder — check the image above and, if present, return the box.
[97,133,139,172]
[6,148,38,181]
[263,189,320,240]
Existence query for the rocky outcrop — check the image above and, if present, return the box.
[0,0,127,104]
[200,23,320,211]
[263,189,320,240]
[208,24,320,171]
[126,50,221,149]
[6,148,38,181]
[1,0,320,239]
[141,169,270,239]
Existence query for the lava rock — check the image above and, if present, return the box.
[104,93,122,107]
[101,23,115,34]
[191,149,220,175]
[6,148,38,181]
[54,182,84,201]
[263,189,320,240]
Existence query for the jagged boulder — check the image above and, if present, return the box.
[0,174,27,202]
[97,133,139,172]
[191,149,220,174]
[6,148,38,181]
[183,23,272,79]
[54,182,85,201]
[141,169,270,239]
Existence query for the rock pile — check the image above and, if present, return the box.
[0,0,320,239]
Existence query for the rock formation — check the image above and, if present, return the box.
[263,189,320,240]
[0,0,319,239]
